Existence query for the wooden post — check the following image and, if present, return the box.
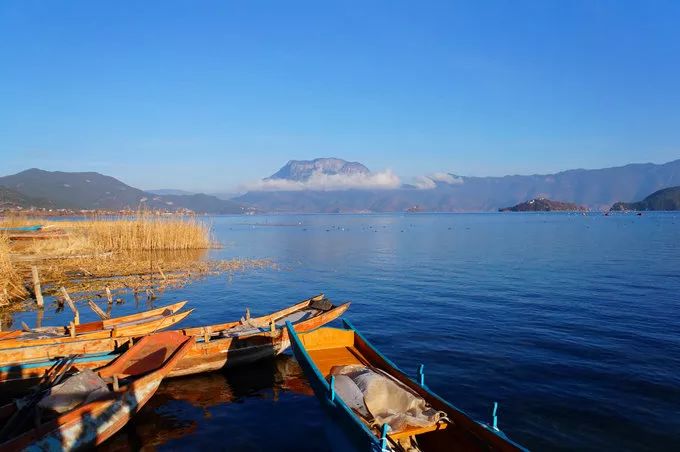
[156,264,167,281]
[270,319,276,333]
[105,286,113,304]
[32,266,44,308]
[61,287,79,325]
[36,308,43,329]
[245,307,250,321]
[88,300,110,320]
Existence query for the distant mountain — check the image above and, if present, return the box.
[267,158,369,181]
[610,186,680,211]
[0,169,244,213]
[148,189,196,196]
[236,159,680,212]
[0,185,53,209]
[210,192,242,201]
[499,198,587,212]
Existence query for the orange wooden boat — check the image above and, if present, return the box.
[0,331,22,340]
[287,321,528,451]
[0,331,194,450]
[0,295,349,390]
[169,294,350,376]
[0,301,192,349]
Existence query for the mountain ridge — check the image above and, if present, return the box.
[0,169,244,213]
[266,158,370,181]
[236,158,680,212]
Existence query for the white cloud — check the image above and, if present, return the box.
[243,169,401,192]
[412,176,437,189]
[412,172,464,189]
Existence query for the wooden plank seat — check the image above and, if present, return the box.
[387,421,448,441]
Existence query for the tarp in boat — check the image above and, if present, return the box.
[330,364,445,432]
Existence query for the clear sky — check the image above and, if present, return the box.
[1,0,679,192]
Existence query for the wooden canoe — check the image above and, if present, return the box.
[168,295,350,377]
[286,320,528,452]
[0,301,191,349]
[0,331,194,450]
[0,225,42,232]
[0,295,349,390]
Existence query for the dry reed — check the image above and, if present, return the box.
[0,234,28,304]
[0,214,274,309]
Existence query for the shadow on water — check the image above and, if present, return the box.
[101,354,325,451]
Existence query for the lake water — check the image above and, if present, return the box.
[12,213,680,450]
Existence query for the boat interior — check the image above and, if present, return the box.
[297,327,517,452]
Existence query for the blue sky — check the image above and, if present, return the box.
[1,0,679,192]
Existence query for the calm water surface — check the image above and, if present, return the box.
[13,213,680,451]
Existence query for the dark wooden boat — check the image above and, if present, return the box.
[0,295,349,391]
[0,331,194,450]
[0,301,192,349]
[286,320,528,452]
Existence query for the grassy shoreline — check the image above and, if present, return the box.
[0,215,271,308]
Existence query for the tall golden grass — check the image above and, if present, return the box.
[84,215,213,251]
[0,214,276,309]
[0,234,27,304]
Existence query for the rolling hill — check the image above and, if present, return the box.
[610,186,680,211]
[0,169,244,213]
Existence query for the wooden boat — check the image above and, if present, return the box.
[0,295,349,391]
[0,224,42,232]
[169,294,350,377]
[0,331,194,450]
[286,320,528,452]
[0,301,192,349]
[6,230,68,241]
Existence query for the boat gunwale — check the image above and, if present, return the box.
[178,293,325,337]
[0,307,194,351]
[0,301,189,346]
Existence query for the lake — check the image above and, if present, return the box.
[11,213,680,450]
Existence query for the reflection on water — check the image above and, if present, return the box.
[102,354,317,451]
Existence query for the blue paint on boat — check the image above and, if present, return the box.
[0,351,118,373]
[0,224,43,232]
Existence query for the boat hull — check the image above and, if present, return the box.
[0,301,190,349]
[0,301,350,391]
[0,332,194,451]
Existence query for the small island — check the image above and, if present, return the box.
[499,197,588,212]
[610,186,680,211]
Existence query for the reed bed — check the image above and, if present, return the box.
[0,215,274,309]
[77,215,213,251]
[0,234,28,304]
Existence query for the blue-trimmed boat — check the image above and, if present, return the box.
[0,224,42,232]
[286,320,528,452]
